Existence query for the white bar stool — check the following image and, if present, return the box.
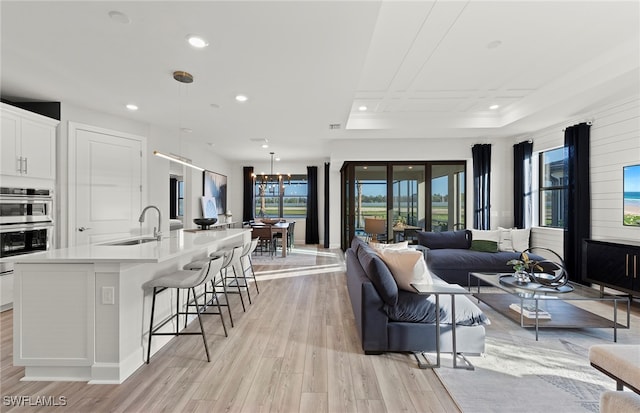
[146,256,225,364]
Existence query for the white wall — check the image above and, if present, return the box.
[521,96,640,255]
[57,104,232,247]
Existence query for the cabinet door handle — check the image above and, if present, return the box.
[23,157,27,174]
[17,157,23,173]
[626,254,630,276]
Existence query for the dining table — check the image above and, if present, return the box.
[251,222,289,257]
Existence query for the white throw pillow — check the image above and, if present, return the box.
[511,228,531,252]
[498,227,515,252]
[378,248,433,291]
[369,241,409,252]
[471,229,500,243]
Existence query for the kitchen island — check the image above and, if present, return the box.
[12,228,250,384]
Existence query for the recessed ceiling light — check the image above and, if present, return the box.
[108,10,131,24]
[261,144,269,149]
[358,106,368,111]
[235,95,248,102]
[126,104,138,111]
[181,127,193,133]
[489,104,500,110]
[186,35,209,48]
[275,157,281,161]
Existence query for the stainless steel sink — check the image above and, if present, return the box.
[101,237,158,246]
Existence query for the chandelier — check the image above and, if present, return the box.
[252,152,291,217]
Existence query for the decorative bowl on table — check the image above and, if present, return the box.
[261,218,281,225]
[193,218,217,230]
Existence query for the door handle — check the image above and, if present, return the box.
[23,157,27,174]
[78,227,92,232]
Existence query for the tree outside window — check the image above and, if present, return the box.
[254,174,307,218]
[539,147,567,228]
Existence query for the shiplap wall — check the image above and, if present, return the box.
[525,96,640,257]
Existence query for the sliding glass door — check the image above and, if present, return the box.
[341,161,466,250]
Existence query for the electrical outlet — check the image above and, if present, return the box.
[102,286,115,305]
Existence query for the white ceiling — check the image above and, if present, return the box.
[1,1,638,162]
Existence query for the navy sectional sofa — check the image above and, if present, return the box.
[415,230,534,286]
[345,237,487,358]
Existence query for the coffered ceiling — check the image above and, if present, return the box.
[1,1,638,162]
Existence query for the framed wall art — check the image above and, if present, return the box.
[203,170,227,215]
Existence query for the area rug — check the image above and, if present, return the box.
[434,299,640,413]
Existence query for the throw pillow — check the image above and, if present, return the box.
[416,230,471,249]
[498,227,515,252]
[471,229,500,243]
[378,248,433,291]
[369,241,409,252]
[511,228,531,252]
[470,239,499,252]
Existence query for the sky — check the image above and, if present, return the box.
[624,164,640,192]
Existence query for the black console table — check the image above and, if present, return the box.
[583,239,640,296]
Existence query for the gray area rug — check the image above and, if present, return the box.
[435,298,639,413]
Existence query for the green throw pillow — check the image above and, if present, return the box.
[470,240,498,253]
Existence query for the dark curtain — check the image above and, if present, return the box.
[169,177,178,219]
[472,144,492,230]
[564,122,591,283]
[324,162,330,248]
[306,166,320,244]
[513,140,533,229]
[242,166,254,222]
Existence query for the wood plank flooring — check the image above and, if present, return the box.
[0,246,460,413]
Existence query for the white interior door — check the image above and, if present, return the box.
[73,126,144,246]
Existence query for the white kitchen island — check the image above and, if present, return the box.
[12,228,250,384]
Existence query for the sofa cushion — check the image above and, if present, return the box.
[427,249,525,273]
[511,228,531,252]
[384,290,491,326]
[498,227,515,251]
[416,230,471,250]
[470,239,499,253]
[377,248,433,291]
[357,244,399,306]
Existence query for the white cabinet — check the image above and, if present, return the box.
[1,103,58,179]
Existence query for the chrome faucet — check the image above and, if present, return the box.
[138,205,162,241]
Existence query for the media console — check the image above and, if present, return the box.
[583,239,640,296]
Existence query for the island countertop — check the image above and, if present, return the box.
[11,228,249,264]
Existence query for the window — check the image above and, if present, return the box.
[539,147,566,228]
[254,174,307,218]
[169,176,184,219]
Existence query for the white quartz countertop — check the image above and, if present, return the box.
[11,229,249,264]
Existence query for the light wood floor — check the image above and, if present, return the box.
[0,247,460,413]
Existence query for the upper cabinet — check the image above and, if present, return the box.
[1,103,59,180]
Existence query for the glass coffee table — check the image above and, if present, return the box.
[468,272,630,341]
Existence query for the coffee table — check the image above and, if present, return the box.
[468,272,630,341]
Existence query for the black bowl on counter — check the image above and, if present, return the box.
[193,218,218,230]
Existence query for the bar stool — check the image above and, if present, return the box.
[225,245,249,311]
[184,249,235,327]
[239,238,260,296]
[146,256,225,364]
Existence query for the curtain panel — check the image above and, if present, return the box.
[242,166,254,222]
[513,140,533,229]
[306,166,320,244]
[563,122,591,283]
[324,162,330,248]
[472,144,492,230]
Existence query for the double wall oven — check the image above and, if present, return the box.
[0,187,54,311]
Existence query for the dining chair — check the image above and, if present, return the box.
[146,255,225,364]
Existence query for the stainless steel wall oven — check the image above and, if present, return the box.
[0,187,54,258]
[0,187,54,311]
